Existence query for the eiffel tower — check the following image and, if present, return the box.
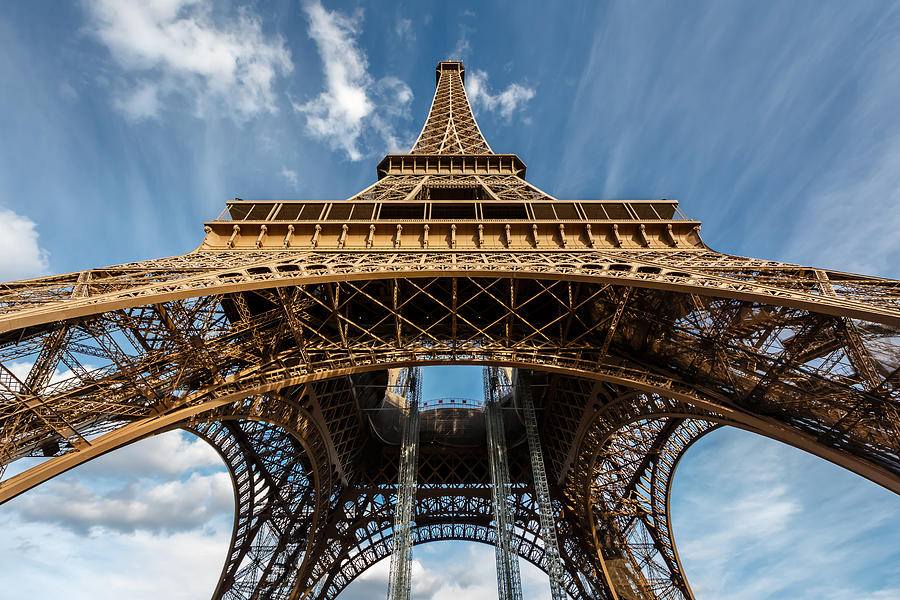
[1,60,899,600]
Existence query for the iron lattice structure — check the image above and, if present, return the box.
[386,367,421,600]
[0,60,899,599]
[484,367,524,600]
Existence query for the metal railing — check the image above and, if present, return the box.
[419,397,484,411]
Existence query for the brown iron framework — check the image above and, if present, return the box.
[1,61,899,599]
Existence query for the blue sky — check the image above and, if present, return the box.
[0,1,899,598]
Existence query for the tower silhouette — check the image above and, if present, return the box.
[1,61,898,599]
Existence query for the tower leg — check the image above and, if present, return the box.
[387,368,422,600]
[189,419,321,600]
[485,367,524,600]
[518,371,568,600]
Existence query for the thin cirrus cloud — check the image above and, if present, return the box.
[294,1,415,160]
[395,17,415,43]
[83,0,293,121]
[671,428,900,599]
[552,3,900,279]
[281,167,300,188]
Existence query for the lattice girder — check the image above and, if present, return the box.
[179,380,718,600]
[410,62,492,155]
[1,275,898,599]
[302,483,606,600]
[189,419,322,600]
[587,416,717,600]
[2,250,899,332]
[1,274,898,501]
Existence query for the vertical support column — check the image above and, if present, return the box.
[387,368,422,600]
[519,371,568,600]
[484,367,524,600]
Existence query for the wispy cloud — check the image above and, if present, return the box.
[554,3,900,278]
[450,11,477,61]
[83,0,292,121]
[395,17,415,43]
[294,1,414,160]
[785,101,900,277]
[280,167,299,188]
[451,26,472,61]
[10,471,232,535]
[0,207,50,280]
[467,69,536,120]
[672,428,900,599]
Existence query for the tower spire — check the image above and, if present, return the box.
[409,61,493,154]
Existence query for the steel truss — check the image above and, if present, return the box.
[387,368,421,600]
[485,367,524,600]
[518,370,568,600]
[188,419,319,600]
[0,60,899,600]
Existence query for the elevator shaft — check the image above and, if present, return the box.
[485,367,524,600]
[387,368,422,600]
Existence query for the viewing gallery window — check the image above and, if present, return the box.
[224,199,686,223]
[481,203,528,220]
[378,203,425,220]
[431,203,476,220]
[423,185,485,201]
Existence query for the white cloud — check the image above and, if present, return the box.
[466,69,536,120]
[340,542,552,600]
[10,471,233,534]
[84,0,292,121]
[671,428,900,599]
[395,17,414,42]
[2,431,230,534]
[280,167,300,188]
[294,1,414,160]
[0,517,230,600]
[0,430,233,599]
[73,431,225,479]
[0,208,50,281]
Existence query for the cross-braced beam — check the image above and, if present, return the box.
[485,366,524,600]
[518,370,568,600]
[387,368,421,600]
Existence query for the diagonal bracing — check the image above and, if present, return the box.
[387,367,422,600]
[485,367,524,600]
[518,370,568,600]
